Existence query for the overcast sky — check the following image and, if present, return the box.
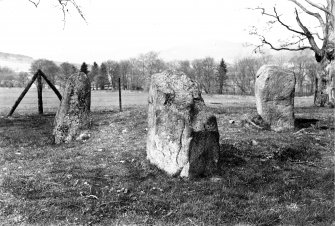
[0,0,319,63]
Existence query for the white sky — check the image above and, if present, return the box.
[0,0,322,64]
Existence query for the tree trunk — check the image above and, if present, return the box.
[314,73,326,107]
[326,61,335,106]
[218,76,223,94]
[314,77,318,105]
[325,2,335,106]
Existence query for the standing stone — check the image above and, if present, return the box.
[255,65,295,132]
[53,72,91,144]
[146,70,220,178]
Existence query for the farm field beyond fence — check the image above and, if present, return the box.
[0,87,314,116]
[0,87,333,225]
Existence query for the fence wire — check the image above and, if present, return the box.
[0,88,147,115]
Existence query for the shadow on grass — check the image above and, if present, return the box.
[294,117,334,130]
[294,118,319,130]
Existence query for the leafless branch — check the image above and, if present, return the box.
[28,0,40,7]
[253,7,306,36]
[289,0,326,36]
[261,36,312,51]
[250,6,322,54]
[57,0,87,29]
[304,0,332,15]
[294,8,323,55]
[28,0,87,29]
[281,36,309,47]
[312,32,325,41]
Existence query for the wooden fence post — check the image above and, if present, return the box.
[7,72,39,117]
[39,70,62,101]
[7,70,62,117]
[119,77,122,112]
[37,72,43,115]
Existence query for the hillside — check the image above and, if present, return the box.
[0,52,82,73]
[0,52,34,72]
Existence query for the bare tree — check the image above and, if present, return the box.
[229,57,263,95]
[30,59,60,86]
[251,0,334,106]
[105,61,120,90]
[119,60,132,90]
[288,51,322,96]
[28,0,86,28]
[191,58,217,93]
[59,62,77,89]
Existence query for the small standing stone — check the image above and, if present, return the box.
[255,65,295,132]
[53,72,91,144]
[146,70,220,178]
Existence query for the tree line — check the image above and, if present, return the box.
[0,67,30,88]
[0,50,323,96]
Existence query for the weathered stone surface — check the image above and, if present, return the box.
[53,72,91,144]
[255,65,295,132]
[146,70,220,178]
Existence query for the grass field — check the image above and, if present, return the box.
[0,87,313,115]
[0,88,149,115]
[0,88,334,225]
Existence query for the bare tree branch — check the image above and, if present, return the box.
[250,5,325,56]
[304,0,332,15]
[283,36,309,47]
[61,0,86,23]
[253,7,306,36]
[294,8,323,56]
[289,0,326,36]
[28,0,87,29]
[312,32,325,41]
[28,0,40,7]
[261,36,312,51]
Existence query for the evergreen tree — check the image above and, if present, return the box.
[218,58,228,94]
[80,62,89,74]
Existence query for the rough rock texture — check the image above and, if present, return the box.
[146,70,220,178]
[53,72,91,144]
[255,65,295,132]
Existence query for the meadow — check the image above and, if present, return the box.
[0,87,312,116]
[0,87,334,225]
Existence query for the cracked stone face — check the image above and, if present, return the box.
[255,65,296,132]
[53,72,91,144]
[146,70,220,178]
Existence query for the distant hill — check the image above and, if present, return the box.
[0,52,34,72]
[0,52,82,73]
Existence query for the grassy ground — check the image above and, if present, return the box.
[0,96,334,225]
[0,87,314,115]
[0,88,149,115]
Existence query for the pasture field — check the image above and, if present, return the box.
[0,88,334,225]
[0,87,313,116]
[0,88,148,115]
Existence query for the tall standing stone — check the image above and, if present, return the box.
[146,70,220,178]
[255,65,295,132]
[53,72,91,144]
